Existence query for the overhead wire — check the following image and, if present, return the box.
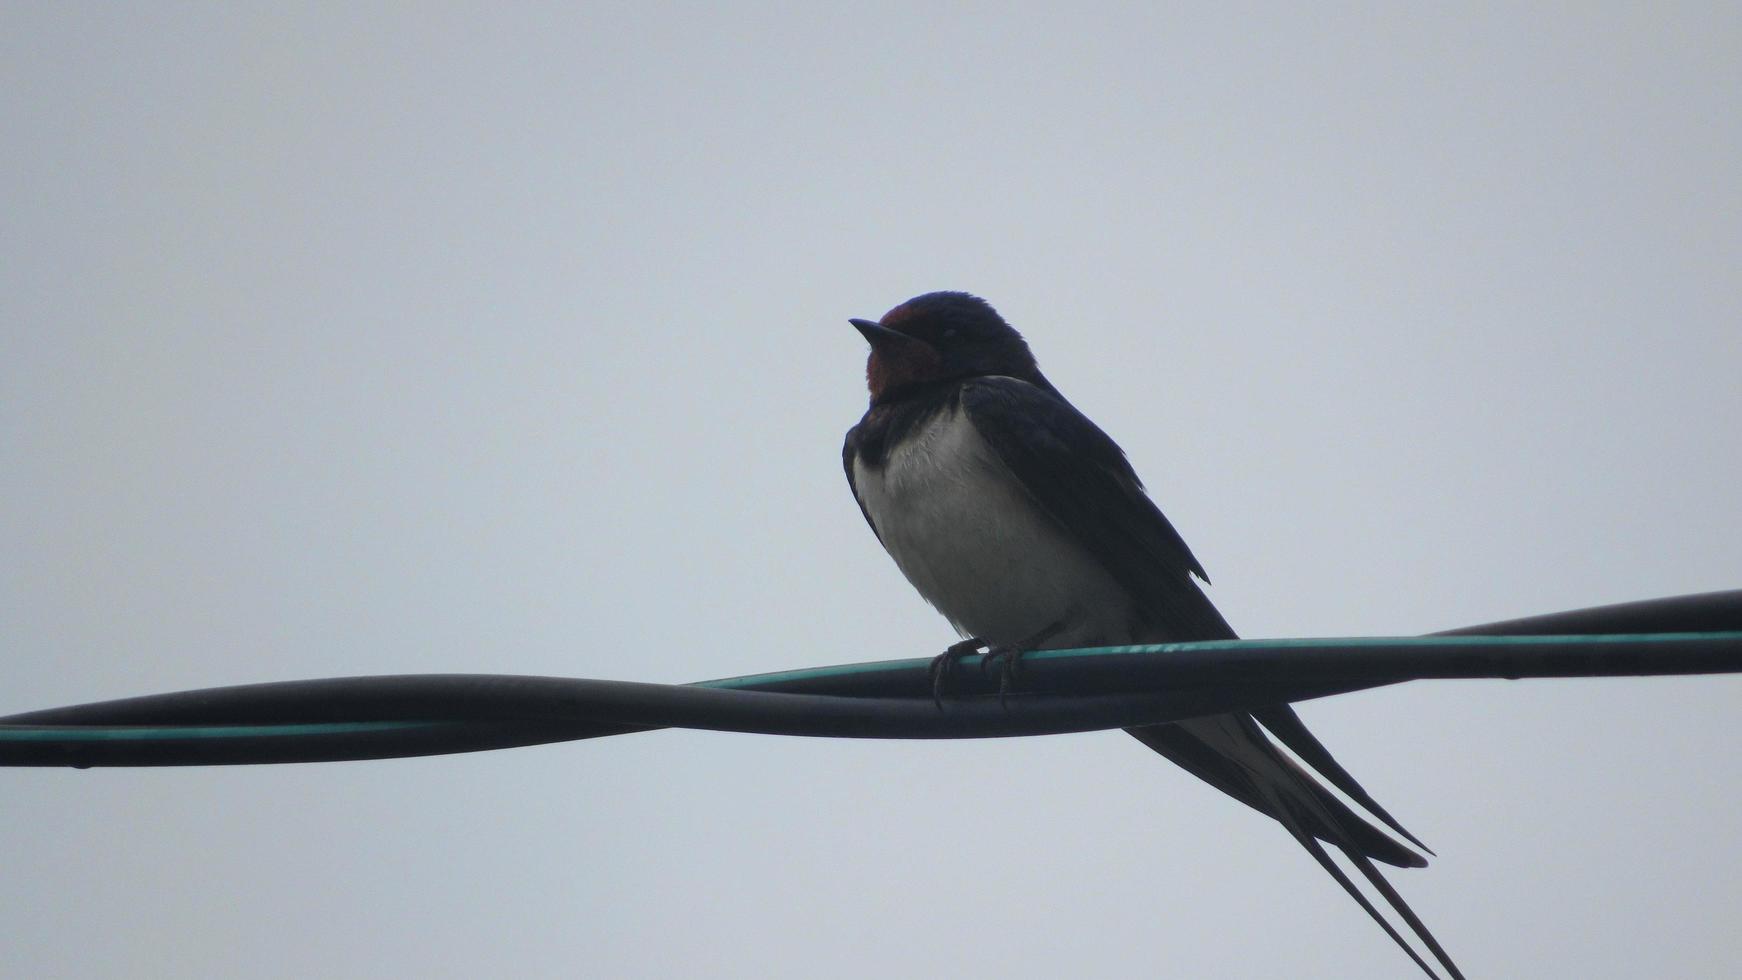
[3,590,1739,769]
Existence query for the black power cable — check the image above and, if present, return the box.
[3,590,1739,768]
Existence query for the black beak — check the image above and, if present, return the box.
[850,317,907,347]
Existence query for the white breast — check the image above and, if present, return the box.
[851,405,1136,648]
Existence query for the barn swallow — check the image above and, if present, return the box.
[843,291,1463,979]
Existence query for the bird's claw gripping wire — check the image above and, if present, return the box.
[928,623,1065,708]
[928,638,987,709]
[979,645,1024,702]
[980,622,1063,704]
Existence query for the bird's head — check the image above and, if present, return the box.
[850,292,1048,404]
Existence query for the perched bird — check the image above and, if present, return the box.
[842,291,1462,980]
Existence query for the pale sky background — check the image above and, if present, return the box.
[4,5,1740,978]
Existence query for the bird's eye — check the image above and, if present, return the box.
[941,328,959,340]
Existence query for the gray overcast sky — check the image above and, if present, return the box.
[4,4,1739,978]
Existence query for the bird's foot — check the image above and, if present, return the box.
[928,637,987,709]
[979,622,1065,704]
[979,645,1024,702]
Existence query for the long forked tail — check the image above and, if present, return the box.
[1125,714,1465,980]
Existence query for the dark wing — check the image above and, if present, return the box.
[957,376,1233,640]
[961,376,1462,978]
